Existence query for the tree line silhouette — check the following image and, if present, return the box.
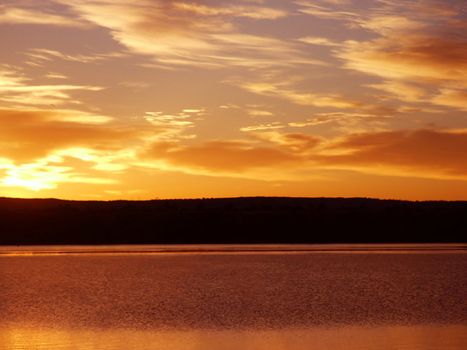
[0,197,465,245]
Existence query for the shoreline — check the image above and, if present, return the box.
[1,243,466,256]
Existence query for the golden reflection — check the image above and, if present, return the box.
[1,325,466,350]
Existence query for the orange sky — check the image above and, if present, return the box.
[1,0,466,200]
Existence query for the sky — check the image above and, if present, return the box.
[0,0,466,200]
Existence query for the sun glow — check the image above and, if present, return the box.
[1,161,69,191]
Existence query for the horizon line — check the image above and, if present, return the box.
[2,195,467,203]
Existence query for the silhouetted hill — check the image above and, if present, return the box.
[0,197,466,244]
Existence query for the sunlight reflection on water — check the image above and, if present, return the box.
[1,326,467,350]
[0,245,466,350]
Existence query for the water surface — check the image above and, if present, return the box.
[0,245,466,349]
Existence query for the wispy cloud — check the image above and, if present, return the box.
[431,89,467,111]
[173,2,288,20]
[0,4,86,27]
[144,140,299,175]
[239,80,361,109]
[0,67,102,106]
[24,48,127,66]
[54,0,322,69]
[366,81,427,103]
[0,108,136,160]
[240,122,284,132]
[296,1,359,21]
[317,128,467,180]
[144,109,204,141]
[298,36,340,47]
[295,0,467,113]
[288,112,389,133]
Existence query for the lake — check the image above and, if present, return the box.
[0,244,466,349]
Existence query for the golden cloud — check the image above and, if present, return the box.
[431,89,467,111]
[298,36,339,47]
[144,140,299,174]
[366,81,427,103]
[298,0,467,109]
[288,112,389,133]
[173,2,287,20]
[142,128,467,182]
[239,81,361,109]
[338,30,467,111]
[0,4,86,27]
[55,0,322,69]
[318,129,467,179]
[143,110,202,141]
[24,49,127,67]
[296,1,358,21]
[0,109,138,161]
[339,34,467,85]
[0,67,102,106]
[250,131,321,152]
[240,122,284,132]
[327,2,467,101]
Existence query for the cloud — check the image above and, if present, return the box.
[247,109,274,117]
[326,2,467,90]
[366,81,427,103]
[55,0,322,69]
[297,1,467,113]
[0,108,138,161]
[318,129,467,179]
[24,48,127,66]
[250,131,321,152]
[240,122,284,132]
[298,36,339,46]
[237,77,399,117]
[338,33,467,85]
[337,26,467,112]
[0,106,206,193]
[288,112,389,132]
[296,1,359,21]
[0,4,86,27]
[239,80,361,109]
[0,67,102,106]
[173,2,287,20]
[144,140,299,174]
[2,106,465,189]
[0,107,138,191]
[297,0,467,103]
[0,66,28,86]
[431,89,467,111]
[297,0,464,27]
[143,109,204,141]
[141,128,467,182]
[0,107,155,191]
[45,72,68,80]
[0,84,102,106]
[140,129,322,179]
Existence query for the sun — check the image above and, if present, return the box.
[2,176,56,191]
[0,161,67,192]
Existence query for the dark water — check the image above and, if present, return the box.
[0,245,466,349]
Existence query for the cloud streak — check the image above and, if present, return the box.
[0,4,86,27]
[56,0,322,69]
[0,67,102,106]
[317,129,467,179]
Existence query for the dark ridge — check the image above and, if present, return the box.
[0,197,466,245]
